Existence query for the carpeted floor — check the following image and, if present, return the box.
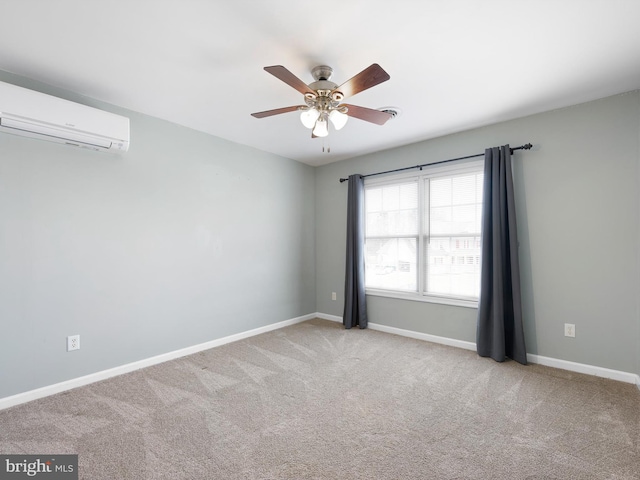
[1,318,639,479]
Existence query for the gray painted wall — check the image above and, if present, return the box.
[316,91,640,376]
[0,72,316,398]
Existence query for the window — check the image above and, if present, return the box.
[364,161,484,307]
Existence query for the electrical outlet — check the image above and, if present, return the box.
[564,324,575,338]
[67,335,80,351]
[331,292,337,301]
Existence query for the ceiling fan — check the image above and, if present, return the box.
[251,64,393,138]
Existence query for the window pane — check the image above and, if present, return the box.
[425,170,484,299]
[451,205,477,233]
[452,175,476,205]
[399,183,418,209]
[365,237,417,291]
[430,178,451,207]
[426,236,481,298]
[429,172,483,236]
[365,181,418,236]
[366,187,382,212]
[475,204,483,232]
[430,206,451,234]
[382,184,400,210]
[476,174,484,203]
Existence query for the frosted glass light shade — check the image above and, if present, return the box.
[300,108,320,129]
[329,110,348,130]
[312,116,329,137]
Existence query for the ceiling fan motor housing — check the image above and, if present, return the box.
[311,65,334,81]
[309,66,346,102]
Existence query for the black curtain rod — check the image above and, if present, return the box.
[339,143,533,183]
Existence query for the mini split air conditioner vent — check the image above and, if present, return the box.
[0,81,129,153]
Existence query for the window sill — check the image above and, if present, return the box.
[365,288,478,309]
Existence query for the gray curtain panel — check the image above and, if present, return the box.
[343,174,368,329]
[476,145,527,364]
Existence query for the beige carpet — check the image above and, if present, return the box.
[1,318,639,479]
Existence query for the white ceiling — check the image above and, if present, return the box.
[1,0,639,166]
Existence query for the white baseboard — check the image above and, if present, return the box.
[316,312,476,351]
[0,313,316,411]
[526,353,640,386]
[369,322,477,352]
[316,312,342,323]
[316,312,640,389]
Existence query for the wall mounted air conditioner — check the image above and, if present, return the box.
[0,80,129,153]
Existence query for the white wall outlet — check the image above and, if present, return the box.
[67,334,80,351]
[564,323,575,338]
[331,292,337,301]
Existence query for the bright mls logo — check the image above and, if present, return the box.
[0,455,77,479]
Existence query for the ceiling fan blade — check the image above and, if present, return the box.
[264,66,316,96]
[336,64,390,99]
[342,104,393,125]
[251,105,303,118]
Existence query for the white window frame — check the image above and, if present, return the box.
[364,159,484,309]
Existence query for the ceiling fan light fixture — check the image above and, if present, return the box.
[329,109,348,130]
[312,115,329,137]
[300,108,320,129]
